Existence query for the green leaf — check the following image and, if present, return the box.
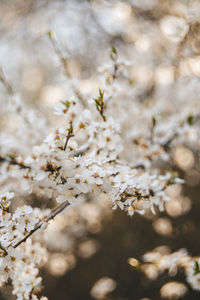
[193,260,200,275]
[67,121,73,135]
[110,45,118,61]
[61,100,71,108]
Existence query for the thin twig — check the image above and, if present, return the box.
[14,200,70,249]
[47,31,87,108]
[0,68,13,95]
[0,156,31,169]
[161,133,178,151]
[63,135,72,151]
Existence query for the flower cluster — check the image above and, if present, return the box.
[0,192,49,299]
[0,74,181,298]
[1,0,200,298]
[129,246,200,291]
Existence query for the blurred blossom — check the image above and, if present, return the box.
[173,147,194,170]
[155,65,174,85]
[166,184,182,198]
[47,214,68,231]
[153,245,171,255]
[160,16,189,43]
[136,67,154,84]
[90,277,116,299]
[47,252,76,277]
[165,196,191,217]
[77,239,100,259]
[189,56,200,77]
[114,2,132,22]
[40,85,66,107]
[153,218,173,236]
[135,35,150,52]
[29,15,48,37]
[160,281,188,299]
[22,66,43,92]
[141,264,159,280]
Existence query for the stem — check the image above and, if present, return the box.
[13,200,70,249]
[0,68,13,95]
[63,121,74,151]
[0,156,31,169]
[47,31,87,108]
[63,135,71,151]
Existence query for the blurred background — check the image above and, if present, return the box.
[1,0,200,299]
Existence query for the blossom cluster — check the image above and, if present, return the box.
[129,246,200,292]
[0,192,49,299]
[1,0,200,298]
[0,66,182,298]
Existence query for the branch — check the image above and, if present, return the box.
[13,200,70,249]
[47,31,87,108]
[0,68,13,95]
[0,156,31,169]
[161,133,178,151]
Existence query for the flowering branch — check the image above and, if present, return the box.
[0,155,31,169]
[13,200,70,249]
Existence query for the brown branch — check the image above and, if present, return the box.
[0,68,13,95]
[0,156,31,169]
[14,200,70,249]
[63,134,73,151]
